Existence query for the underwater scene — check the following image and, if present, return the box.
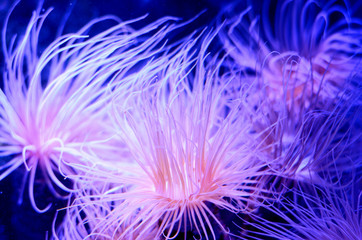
[0,0,361,239]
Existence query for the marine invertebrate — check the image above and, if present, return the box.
[0,1,184,212]
[219,0,362,184]
[58,32,275,240]
[222,0,362,114]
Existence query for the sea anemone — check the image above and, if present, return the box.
[58,31,275,240]
[221,0,362,114]
[0,1,186,213]
[219,0,362,184]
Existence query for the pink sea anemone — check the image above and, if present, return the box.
[0,1,185,213]
[57,31,276,240]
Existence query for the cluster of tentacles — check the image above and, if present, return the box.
[0,0,361,239]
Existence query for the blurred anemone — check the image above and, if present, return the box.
[219,0,362,184]
[221,0,362,114]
